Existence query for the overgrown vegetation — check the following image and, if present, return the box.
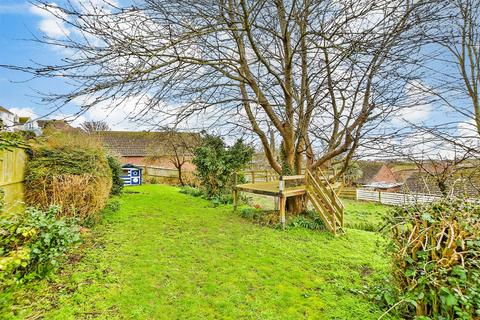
[288,210,326,231]
[192,134,253,198]
[0,132,29,151]
[24,131,112,222]
[379,200,480,319]
[107,155,124,195]
[237,206,326,231]
[0,206,80,285]
[238,207,280,226]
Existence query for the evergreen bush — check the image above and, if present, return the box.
[107,155,124,195]
[192,134,253,197]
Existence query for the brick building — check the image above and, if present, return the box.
[97,131,200,170]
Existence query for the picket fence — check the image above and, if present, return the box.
[356,189,445,206]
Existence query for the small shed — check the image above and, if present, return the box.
[121,164,142,186]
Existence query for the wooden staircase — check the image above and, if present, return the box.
[305,169,344,235]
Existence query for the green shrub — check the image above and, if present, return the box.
[379,200,480,319]
[239,207,262,220]
[107,155,124,195]
[288,210,326,231]
[25,131,112,222]
[0,206,81,284]
[105,199,121,213]
[192,134,253,198]
[211,194,233,207]
[0,132,28,151]
[179,186,204,197]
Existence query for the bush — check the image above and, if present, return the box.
[0,206,81,284]
[380,200,480,319]
[179,186,204,197]
[192,134,253,198]
[288,210,326,231]
[24,132,112,222]
[107,155,124,195]
[238,207,280,226]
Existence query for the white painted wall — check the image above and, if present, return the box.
[0,111,18,132]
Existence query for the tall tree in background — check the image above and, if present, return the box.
[80,121,110,133]
[4,0,437,211]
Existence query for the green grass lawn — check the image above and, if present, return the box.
[245,193,391,231]
[7,185,391,319]
[342,199,391,231]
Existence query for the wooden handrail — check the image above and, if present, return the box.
[305,169,344,234]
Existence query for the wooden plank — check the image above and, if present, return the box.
[235,187,280,197]
[282,175,305,181]
[279,196,286,229]
[307,192,334,232]
[282,188,307,197]
[233,189,238,212]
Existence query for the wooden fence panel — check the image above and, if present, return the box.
[0,148,27,213]
[339,188,356,200]
[139,165,197,185]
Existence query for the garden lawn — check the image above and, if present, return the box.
[245,193,391,232]
[342,199,391,231]
[10,185,391,319]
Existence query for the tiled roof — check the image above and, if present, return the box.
[0,106,14,115]
[97,131,200,157]
[356,162,385,184]
[402,171,480,197]
[37,119,73,130]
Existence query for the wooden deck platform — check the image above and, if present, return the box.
[235,180,306,197]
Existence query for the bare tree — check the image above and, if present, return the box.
[437,0,480,137]
[409,153,473,197]
[146,131,199,186]
[3,0,437,212]
[167,133,199,186]
[408,0,480,153]
[80,120,110,133]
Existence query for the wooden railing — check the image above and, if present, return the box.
[237,170,279,183]
[305,169,344,235]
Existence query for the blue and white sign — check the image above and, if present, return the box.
[121,164,142,186]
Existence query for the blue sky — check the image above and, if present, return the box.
[0,1,65,113]
[0,0,141,129]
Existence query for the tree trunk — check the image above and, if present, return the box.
[286,195,306,214]
[177,165,185,186]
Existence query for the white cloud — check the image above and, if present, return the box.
[8,107,37,118]
[71,94,158,131]
[30,3,71,38]
[391,81,435,125]
[457,119,480,149]
[394,104,432,124]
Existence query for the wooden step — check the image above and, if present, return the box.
[305,169,344,235]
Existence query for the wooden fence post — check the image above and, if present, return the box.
[279,176,286,229]
[233,172,238,212]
